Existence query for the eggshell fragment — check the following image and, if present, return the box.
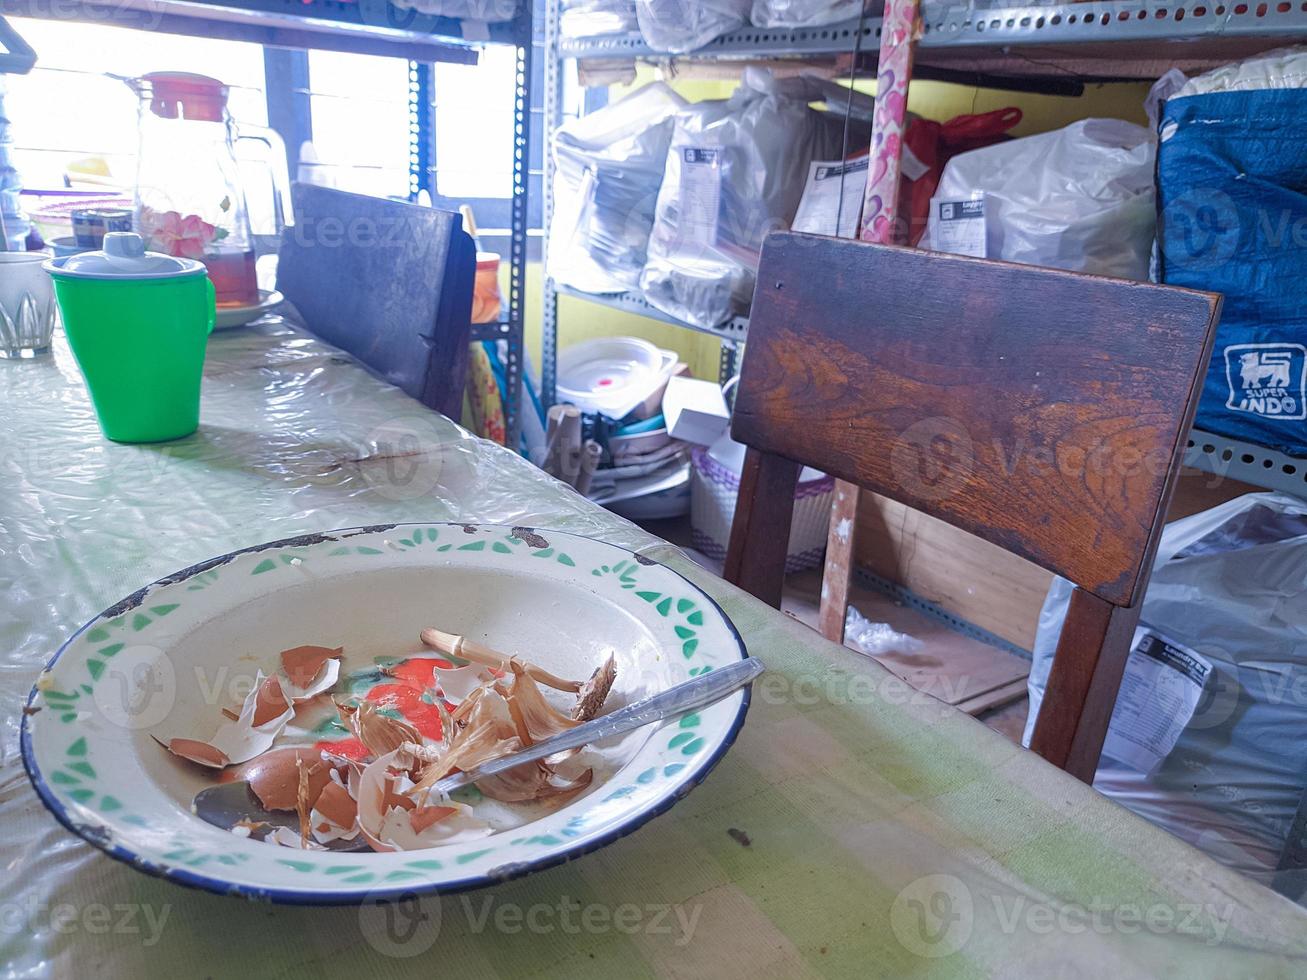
[253,675,291,727]
[314,780,358,830]
[166,737,230,769]
[281,645,343,689]
[227,748,335,812]
[205,671,297,766]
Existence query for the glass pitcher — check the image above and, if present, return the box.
[125,72,291,308]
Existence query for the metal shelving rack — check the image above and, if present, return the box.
[541,0,1307,495]
[10,0,533,450]
[409,9,533,450]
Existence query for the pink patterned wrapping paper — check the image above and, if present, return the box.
[859,0,920,244]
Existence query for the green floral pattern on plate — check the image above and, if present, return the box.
[26,524,746,891]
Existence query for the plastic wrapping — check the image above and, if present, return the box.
[560,0,639,37]
[548,82,685,294]
[3,322,1307,972]
[640,69,839,328]
[1024,492,1307,882]
[388,0,519,20]
[635,0,750,53]
[1174,44,1307,96]
[925,118,1156,280]
[750,0,867,27]
[1158,47,1307,457]
[844,606,923,658]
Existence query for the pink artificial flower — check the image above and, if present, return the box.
[140,206,217,259]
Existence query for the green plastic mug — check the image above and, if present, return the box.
[46,232,216,443]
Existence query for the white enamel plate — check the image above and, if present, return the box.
[21,524,750,904]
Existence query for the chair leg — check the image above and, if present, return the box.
[1028,587,1142,783]
[724,448,800,609]
[818,480,859,643]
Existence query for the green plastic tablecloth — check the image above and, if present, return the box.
[2,323,1305,978]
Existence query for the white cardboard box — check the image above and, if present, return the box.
[662,375,730,446]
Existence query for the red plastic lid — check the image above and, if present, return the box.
[141,72,228,123]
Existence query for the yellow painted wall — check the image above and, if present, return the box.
[530,74,1155,382]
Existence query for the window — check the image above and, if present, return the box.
[302,50,410,199]
[1,16,537,242]
[433,44,515,200]
[5,16,266,191]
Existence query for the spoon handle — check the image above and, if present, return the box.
[432,657,764,795]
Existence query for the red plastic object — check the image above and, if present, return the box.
[141,72,228,123]
[902,107,1023,245]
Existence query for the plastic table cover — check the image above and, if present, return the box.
[2,322,1306,978]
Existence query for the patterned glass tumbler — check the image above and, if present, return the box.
[0,252,57,358]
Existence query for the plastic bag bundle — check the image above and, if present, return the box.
[751,0,869,28]
[1157,46,1307,457]
[635,0,750,53]
[389,0,519,21]
[640,70,838,328]
[925,118,1156,280]
[561,0,638,37]
[548,83,685,294]
[1024,493,1307,881]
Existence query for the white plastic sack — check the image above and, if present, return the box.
[1024,492,1307,882]
[635,0,750,53]
[389,0,518,21]
[1174,43,1307,97]
[925,118,1157,280]
[640,69,839,328]
[751,0,868,28]
[561,0,638,37]
[548,83,685,294]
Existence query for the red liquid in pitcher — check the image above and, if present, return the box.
[203,246,258,308]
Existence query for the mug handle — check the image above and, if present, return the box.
[204,277,216,335]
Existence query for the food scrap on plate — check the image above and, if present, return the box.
[162,635,617,852]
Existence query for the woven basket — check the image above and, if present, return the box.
[689,446,833,573]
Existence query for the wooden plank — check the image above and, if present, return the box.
[1028,588,1142,782]
[723,448,800,609]
[818,0,922,641]
[734,234,1222,609]
[955,679,1030,718]
[818,482,859,642]
[854,492,1054,651]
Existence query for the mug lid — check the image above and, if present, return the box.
[44,232,207,281]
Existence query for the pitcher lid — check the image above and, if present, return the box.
[44,232,207,281]
[139,72,228,123]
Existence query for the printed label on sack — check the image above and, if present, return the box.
[676,147,722,251]
[793,158,870,238]
[1223,343,1307,420]
[933,195,986,258]
[1101,628,1213,774]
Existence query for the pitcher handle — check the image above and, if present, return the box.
[236,125,294,246]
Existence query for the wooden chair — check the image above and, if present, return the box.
[724,232,1221,783]
[276,182,476,421]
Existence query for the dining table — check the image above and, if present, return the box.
[3,319,1307,979]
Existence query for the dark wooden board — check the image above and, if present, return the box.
[732,232,1221,609]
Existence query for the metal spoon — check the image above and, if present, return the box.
[193,657,765,849]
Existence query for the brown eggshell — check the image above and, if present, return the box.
[226,747,333,811]
[314,780,357,829]
[281,645,343,689]
[167,737,230,769]
[252,675,291,727]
